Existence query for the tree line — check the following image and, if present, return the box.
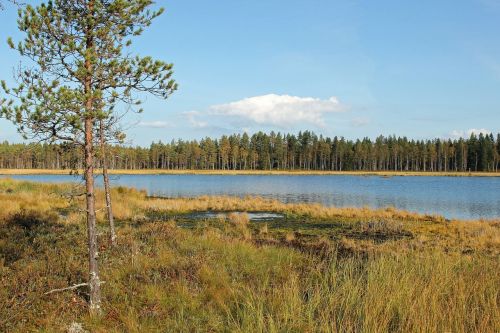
[2,131,500,172]
[0,0,497,317]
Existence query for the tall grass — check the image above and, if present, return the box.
[0,179,499,332]
[2,222,498,332]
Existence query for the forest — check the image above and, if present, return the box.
[1,131,499,172]
[0,1,499,330]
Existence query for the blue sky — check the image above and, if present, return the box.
[1,0,500,145]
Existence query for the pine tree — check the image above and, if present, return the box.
[97,117,118,246]
[1,0,176,314]
[219,135,230,170]
[240,132,250,169]
[496,134,500,172]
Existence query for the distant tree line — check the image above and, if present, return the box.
[1,131,500,172]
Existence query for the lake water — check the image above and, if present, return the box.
[3,174,500,220]
[185,211,285,222]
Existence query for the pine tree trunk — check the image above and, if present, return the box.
[84,0,101,314]
[99,119,116,246]
[84,116,102,315]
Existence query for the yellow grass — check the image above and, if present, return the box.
[1,178,499,331]
[1,177,497,254]
[1,168,500,177]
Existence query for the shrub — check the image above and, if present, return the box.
[7,208,59,230]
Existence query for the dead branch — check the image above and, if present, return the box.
[44,283,89,295]
[44,282,105,295]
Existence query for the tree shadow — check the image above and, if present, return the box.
[7,208,58,230]
[1,209,80,266]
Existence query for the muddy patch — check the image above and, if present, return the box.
[183,211,284,222]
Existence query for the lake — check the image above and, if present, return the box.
[3,174,500,220]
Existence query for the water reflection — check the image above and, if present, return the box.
[185,211,284,222]
[3,174,500,220]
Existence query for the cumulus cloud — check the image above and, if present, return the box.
[449,128,492,139]
[210,94,344,127]
[138,121,170,128]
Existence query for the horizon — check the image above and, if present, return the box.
[1,0,500,145]
[0,129,499,149]
[0,2,499,329]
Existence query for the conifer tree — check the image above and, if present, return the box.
[97,116,120,246]
[1,0,176,314]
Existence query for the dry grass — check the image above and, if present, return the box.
[1,168,499,177]
[0,178,499,332]
[141,195,448,222]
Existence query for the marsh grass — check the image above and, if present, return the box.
[226,212,252,240]
[0,179,499,332]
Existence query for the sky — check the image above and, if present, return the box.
[1,0,500,146]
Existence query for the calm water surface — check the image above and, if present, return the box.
[3,174,500,220]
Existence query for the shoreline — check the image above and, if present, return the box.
[0,178,499,222]
[1,168,500,177]
[0,177,498,224]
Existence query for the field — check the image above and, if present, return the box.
[0,178,499,332]
[1,168,500,177]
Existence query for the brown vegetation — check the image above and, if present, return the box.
[0,179,499,332]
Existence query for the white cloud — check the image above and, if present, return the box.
[183,111,208,128]
[210,94,344,127]
[449,128,492,139]
[138,121,170,128]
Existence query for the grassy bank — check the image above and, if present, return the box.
[0,179,499,332]
[1,168,500,177]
